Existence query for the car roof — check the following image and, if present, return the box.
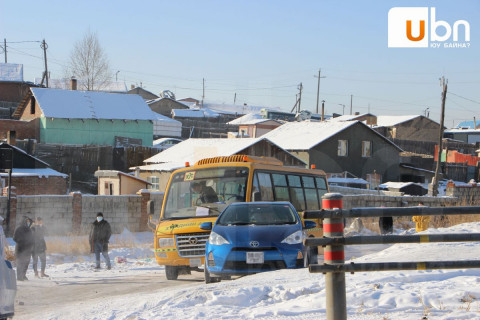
[228,202,293,207]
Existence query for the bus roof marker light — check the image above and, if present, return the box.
[311,164,316,169]
[185,162,190,167]
[242,155,248,162]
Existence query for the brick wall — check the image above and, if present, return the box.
[0,119,38,140]
[7,176,67,195]
[446,181,480,205]
[0,191,165,236]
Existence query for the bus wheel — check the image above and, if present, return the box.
[205,267,220,284]
[165,266,179,280]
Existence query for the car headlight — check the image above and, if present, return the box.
[281,230,304,244]
[158,238,175,247]
[209,231,230,246]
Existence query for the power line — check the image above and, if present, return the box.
[449,92,480,105]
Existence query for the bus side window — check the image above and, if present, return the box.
[272,173,289,202]
[287,175,305,211]
[257,172,274,201]
[315,177,328,207]
[303,176,320,210]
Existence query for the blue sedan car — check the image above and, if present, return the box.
[201,202,316,283]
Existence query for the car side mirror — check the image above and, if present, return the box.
[303,220,317,229]
[199,222,213,230]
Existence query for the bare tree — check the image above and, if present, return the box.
[68,30,112,91]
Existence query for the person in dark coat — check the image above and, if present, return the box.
[89,212,112,270]
[192,182,219,203]
[13,216,34,281]
[31,217,48,278]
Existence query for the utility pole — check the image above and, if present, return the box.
[431,76,448,197]
[314,69,326,114]
[298,82,303,113]
[41,39,49,88]
[202,78,205,108]
[350,95,353,115]
[3,38,6,63]
[234,92,237,105]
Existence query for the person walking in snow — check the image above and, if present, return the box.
[13,216,34,281]
[89,212,112,270]
[31,217,48,278]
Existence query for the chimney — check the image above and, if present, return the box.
[135,167,140,177]
[70,77,77,90]
[7,131,16,146]
[355,112,360,115]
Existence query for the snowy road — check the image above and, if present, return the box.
[15,269,204,319]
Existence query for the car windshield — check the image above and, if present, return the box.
[217,203,298,226]
[162,167,249,220]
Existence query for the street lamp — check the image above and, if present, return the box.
[338,104,345,115]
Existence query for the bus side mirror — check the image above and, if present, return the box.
[304,220,317,229]
[199,222,213,230]
[252,191,261,202]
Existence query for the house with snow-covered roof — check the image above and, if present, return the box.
[13,87,181,146]
[373,115,441,142]
[262,120,403,182]
[227,114,283,138]
[131,137,306,191]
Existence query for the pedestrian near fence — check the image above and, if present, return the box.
[13,216,34,281]
[31,217,49,278]
[89,212,112,270]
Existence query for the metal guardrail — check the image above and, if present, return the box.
[304,193,480,320]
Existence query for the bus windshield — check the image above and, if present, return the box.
[163,166,249,220]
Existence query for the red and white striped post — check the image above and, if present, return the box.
[322,193,346,320]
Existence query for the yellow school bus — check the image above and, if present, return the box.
[152,155,329,280]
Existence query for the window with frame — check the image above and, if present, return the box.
[362,140,372,158]
[147,176,160,190]
[337,140,348,157]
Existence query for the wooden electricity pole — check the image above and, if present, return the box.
[315,69,326,114]
[431,76,448,197]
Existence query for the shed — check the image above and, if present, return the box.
[379,182,428,196]
[374,115,441,142]
[94,170,151,195]
[0,142,68,195]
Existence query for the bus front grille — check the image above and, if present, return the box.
[175,233,210,257]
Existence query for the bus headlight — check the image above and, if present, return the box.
[158,238,175,247]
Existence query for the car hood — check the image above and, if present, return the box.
[213,224,301,246]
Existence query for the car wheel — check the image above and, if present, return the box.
[165,266,179,280]
[204,267,220,284]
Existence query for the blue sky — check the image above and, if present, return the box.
[1,0,479,127]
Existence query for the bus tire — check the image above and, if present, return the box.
[165,266,179,280]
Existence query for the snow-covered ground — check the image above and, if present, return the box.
[9,223,480,319]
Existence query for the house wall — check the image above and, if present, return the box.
[120,178,148,195]
[0,82,32,102]
[19,95,43,121]
[305,123,400,182]
[149,99,188,117]
[98,176,120,195]
[0,119,39,141]
[376,117,440,142]
[139,171,171,192]
[254,123,281,137]
[39,117,153,146]
[1,176,67,195]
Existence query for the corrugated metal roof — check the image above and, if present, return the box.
[31,87,157,120]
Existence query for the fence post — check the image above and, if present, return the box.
[322,193,346,320]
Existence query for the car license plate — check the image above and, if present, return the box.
[246,252,264,264]
[189,258,201,267]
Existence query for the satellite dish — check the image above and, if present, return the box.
[160,90,176,100]
[295,110,312,121]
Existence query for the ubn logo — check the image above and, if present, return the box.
[388,7,470,48]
